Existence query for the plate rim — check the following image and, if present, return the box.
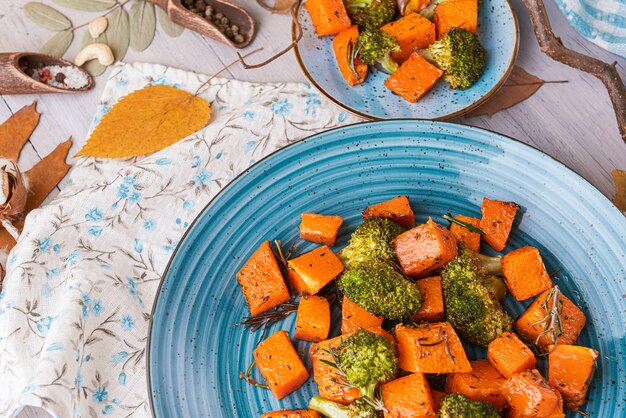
[146,119,624,417]
[291,0,520,121]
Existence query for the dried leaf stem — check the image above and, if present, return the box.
[237,0,303,69]
[194,47,264,96]
[522,0,626,143]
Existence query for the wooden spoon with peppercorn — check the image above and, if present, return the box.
[149,0,255,48]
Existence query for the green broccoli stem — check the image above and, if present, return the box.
[379,52,398,73]
[344,0,372,12]
[361,382,376,399]
[309,396,350,418]
[473,251,502,275]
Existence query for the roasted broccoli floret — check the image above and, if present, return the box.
[438,393,502,418]
[420,28,486,89]
[356,29,401,74]
[339,260,422,320]
[339,217,405,267]
[309,396,377,418]
[441,243,512,347]
[343,0,397,29]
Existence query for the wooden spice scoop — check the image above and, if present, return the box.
[0,52,94,95]
[148,0,255,48]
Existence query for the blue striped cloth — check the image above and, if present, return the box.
[556,0,626,58]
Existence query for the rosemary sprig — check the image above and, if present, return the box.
[234,300,299,332]
[346,39,363,81]
[443,213,486,236]
[273,239,297,297]
[240,359,269,390]
[377,256,413,282]
[531,285,564,349]
[415,331,456,363]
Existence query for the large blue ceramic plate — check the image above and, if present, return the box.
[148,121,626,417]
[293,1,519,119]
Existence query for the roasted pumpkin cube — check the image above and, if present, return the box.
[310,334,361,404]
[261,410,321,418]
[411,276,444,322]
[501,246,553,301]
[333,26,368,86]
[433,0,478,39]
[288,246,344,295]
[362,195,415,227]
[548,344,598,410]
[503,369,565,418]
[384,52,443,103]
[305,0,351,37]
[382,13,436,64]
[341,296,384,334]
[300,212,343,246]
[488,331,536,379]
[382,373,436,418]
[295,295,331,342]
[448,215,481,252]
[479,197,519,252]
[446,359,507,410]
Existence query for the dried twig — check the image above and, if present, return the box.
[238,0,304,69]
[234,300,299,332]
[522,0,626,143]
[240,359,269,389]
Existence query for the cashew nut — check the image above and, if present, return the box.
[75,43,115,67]
[88,16,108,38]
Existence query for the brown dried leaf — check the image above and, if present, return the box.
[257,0,297,14]
[25,138,72,212]
[611,170,626,212]
[466,66,559,117]
[0,102,41,161]
[77,85,211,158]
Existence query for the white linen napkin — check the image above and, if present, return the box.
[0,62,360,418]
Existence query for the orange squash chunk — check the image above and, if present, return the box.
[262,410,321,418]
[382,373,436,418]
[310,334,361,404]
[305,0,351,37]
[384,52,443,103]
[332,26,368,87]
[393,218,458,278]
[431,389,446,413]
[479,198,519,252]
[362,195,415,227]
[295,295,331,342]
[446,359,507,410]
[548,344,598,410]
[501,246,553,301]
[341,296,384,334]
[300,212,344,246]
[433,0,478,39]
[395,323,472,374]
[254,330,309,400]
[236,241,290,316]
[515,288,586,349]
[411,276,444,322]
[503,369,565,418]
[382,13,436,64]
[288,246,344,295]
[448,215,481,252]
[487,332,536,379]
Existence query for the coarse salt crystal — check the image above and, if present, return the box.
[27,65,89,90]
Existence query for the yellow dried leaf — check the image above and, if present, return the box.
[611,170,626,212]
[77,85,211,158]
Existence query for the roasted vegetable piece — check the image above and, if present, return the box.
[333,26,369,87]
[362,195,415,227]
[393,218,458,278]
[438,393,502,418]
[411,276,445,322]
[288,246,345,295]
[441,243,512,347]
[339,260,423,320]
[306,0,352,36]
[548,344,598,411]
[341,296,384,334]
[339,217,406,268]
[253,330,309,400]
[343,0,397,29]
[335,329,399,398]
[261,410,322,418]
[398,0,430,15]
[301,212,344,246]
[420,27,486,90]
[446,359,507,410]
[309,396,377,418]
[515,286,586,349]
[356,28,401,73]
[448,215,481,252]
[487,332,537,379]
[310,334,361,405]
[501,246,553,301]
[503,369,565,418]
[433,0,478,38]
[236,241,291,315]
[395,322,472,374]
[381,373,437,417]
[431,389,446,413]
[295,295,331,342]
[479,197,519,252]
[381,13,436,64]
[384,52,443,102]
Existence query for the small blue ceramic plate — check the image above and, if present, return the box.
[148,121,626,417]
[293,1,519,120]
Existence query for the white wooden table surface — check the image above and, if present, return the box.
[0,0,624,417]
